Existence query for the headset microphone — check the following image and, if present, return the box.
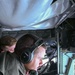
[29,70,38,75]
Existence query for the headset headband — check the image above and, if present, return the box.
[30,38,44,52]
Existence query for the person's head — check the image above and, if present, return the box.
[14,34,47,71]
[0,35,17,53]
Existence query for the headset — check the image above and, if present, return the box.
[20,39,44,64]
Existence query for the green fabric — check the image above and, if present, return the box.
[0,52,26,75]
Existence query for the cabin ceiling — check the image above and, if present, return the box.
[0,0,75,31]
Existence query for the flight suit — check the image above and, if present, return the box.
[0,52,26,75]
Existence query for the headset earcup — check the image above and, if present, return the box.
[20,50,34,64]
